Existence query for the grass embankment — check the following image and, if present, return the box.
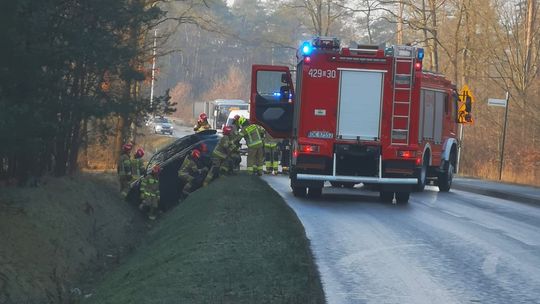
[0,173,146,304]
[86,174,325,304]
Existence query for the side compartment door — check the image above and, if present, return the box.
[250,65,294,138]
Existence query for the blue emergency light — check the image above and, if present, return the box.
[301,41,313,56]
[417,48,424,61]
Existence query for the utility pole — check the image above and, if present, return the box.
[456,124,464,174]
[498,91,510,180]
[150,29,157,109]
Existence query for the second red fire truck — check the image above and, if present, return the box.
[250,37,473,203]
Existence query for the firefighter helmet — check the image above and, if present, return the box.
[222,126,232,136]
[122,143,133,153]
[135,148,144,158]
[199,113,208,121]
[191,149,201,159]
[237,116,247,126]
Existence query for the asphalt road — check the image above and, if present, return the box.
[262,176,540,304]
[171,121,194,138]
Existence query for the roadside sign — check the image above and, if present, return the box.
[457,84,474,124]
[488,98,507,107]
[460,84,475,103]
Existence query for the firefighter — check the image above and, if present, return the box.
[228,129,242,174]
[234,115,265,176]
[279,139,290,175]
[224,122,243,173]
[198,142,213,169]
[139,165,160,220]
[131,148,146,180]
[193,112,212,132]
[178,149,208,198]
[117,143,133,197]
[264,132,279,175]
[203,126,235,185]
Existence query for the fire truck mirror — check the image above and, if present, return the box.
[281,73,288,83]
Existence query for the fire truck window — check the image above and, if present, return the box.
[257,71,289,103]
[451,92,458,121]
[444,93,449,114]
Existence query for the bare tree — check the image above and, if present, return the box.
[283,0,351,36]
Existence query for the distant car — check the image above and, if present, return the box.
[152,117,173,135]
[127,129,221,211]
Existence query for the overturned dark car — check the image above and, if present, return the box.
[127,129,220,211]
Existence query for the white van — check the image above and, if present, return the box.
[225,110,249,154]
[224,110,249,130]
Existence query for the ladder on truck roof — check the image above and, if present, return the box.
[391,46,415,145]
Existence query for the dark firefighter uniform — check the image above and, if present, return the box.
[194,113,212,132]
[131,148,146,180]
[228,124,243,173]
[139,168,160,220]
[203,129,235,185]
[117,144,133,197]
[178,150,208,197]
[131,158,145,180]
[279,139,290,175]
[193,120,211,132]
[264,132,279,175]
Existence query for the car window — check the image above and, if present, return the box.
[154,117,169,123]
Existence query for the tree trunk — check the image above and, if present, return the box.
[397,1,404,44]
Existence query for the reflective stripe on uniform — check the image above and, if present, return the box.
[212,148,226,159]
[140,176,159,199]
[244,124,262,148]
[119,154,132,176]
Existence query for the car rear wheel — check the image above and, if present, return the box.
[414,155,428,192]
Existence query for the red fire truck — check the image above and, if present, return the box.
[250,37,473,203]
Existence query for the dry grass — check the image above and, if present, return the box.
[460,162,540,186]
[81,129,175,172]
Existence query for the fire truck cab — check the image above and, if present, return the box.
[250,37,472,203]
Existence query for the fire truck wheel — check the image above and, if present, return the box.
[414,156,428,192]
[438,163,454,192]
[379,191,394,203]
[307,187,322,198]
[292,186,307,197]
[395,192,410,204]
